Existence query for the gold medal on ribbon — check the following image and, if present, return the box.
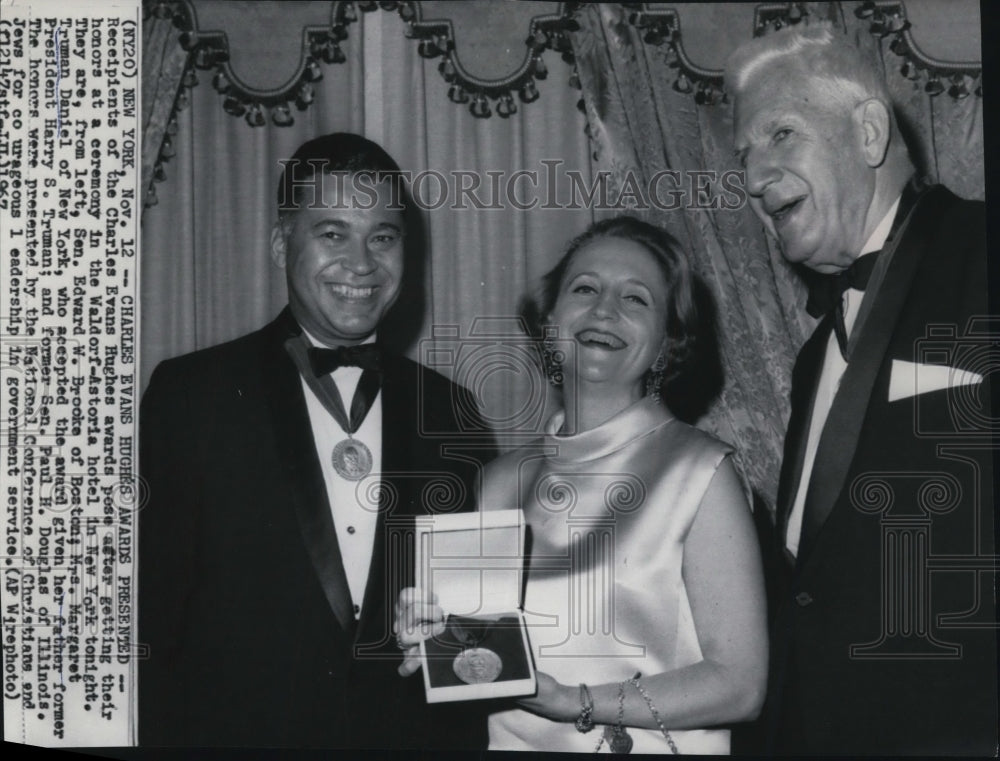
[285,336,382,483]
[332,438,373,481]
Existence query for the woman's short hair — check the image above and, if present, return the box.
[724,21,890,115]
[521,215,699,399]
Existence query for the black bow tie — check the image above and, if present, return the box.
[805,251,881,319]
[806,251,881,359]
[307,344,382,376]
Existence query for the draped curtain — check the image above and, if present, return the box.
[140,35,364,377]
[140,5,594,440]
[570,3,811,510]
[141,12,188,208]
[364,12,594,437]
[568,1,984,512]
[142,1,983,511]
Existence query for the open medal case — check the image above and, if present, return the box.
[414,509,536,703]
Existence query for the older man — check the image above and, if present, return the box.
[138,133,495,748]
[728,24,996,754]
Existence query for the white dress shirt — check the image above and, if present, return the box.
[785,197,901,557]
[300,329,382,618]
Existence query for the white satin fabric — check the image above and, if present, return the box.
[480,396,738,754]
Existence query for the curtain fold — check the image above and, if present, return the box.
[849,9,985,199]
[139,16,365,386]
[569,1,984,512]
[141,14,189,208]
[571,3,809,510]
[140,7,593,445]
[140,1,983,493]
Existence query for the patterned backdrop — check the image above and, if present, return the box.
[141,0,984,514]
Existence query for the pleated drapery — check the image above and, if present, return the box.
[568,1,984,510]
[141,1,983,508]
[140,7,593,442]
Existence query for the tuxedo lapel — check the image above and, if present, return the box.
[258,310,356,633]
[775,319,831,552]
[377,352,414,495]
[797,188,949,562]
[354,352,416,649]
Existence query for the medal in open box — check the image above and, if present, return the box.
[415,509,536,702]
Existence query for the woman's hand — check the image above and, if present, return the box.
[393,587,446,677]
[515,672,578,722]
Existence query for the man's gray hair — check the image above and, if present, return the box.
[725,22,890,112]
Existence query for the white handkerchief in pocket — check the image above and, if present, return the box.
[888,359,983,402]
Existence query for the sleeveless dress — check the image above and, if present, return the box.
[479,396,738,754]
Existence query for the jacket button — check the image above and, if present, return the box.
[795,592,813,607]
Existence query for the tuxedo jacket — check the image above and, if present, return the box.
[764,186,997,754]
[138,308,496,748]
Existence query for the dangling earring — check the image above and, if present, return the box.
[541,326,564,386]
[645,348,667,402]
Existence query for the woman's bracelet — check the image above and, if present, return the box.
[583,672,681,754]
[629,673,680,754]
[574,683,595,733]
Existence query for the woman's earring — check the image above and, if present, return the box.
[541,326,564,386]
[645,349,667,402]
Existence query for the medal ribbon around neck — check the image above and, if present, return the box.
[285,335,382,480]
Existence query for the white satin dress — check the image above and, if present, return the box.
[479,396,740,754]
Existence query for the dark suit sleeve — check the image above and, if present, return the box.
[137,360,204,745]
[395,360,498,513]
[449,380,500,478]
[389,366,498,751]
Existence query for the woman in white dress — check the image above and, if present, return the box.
[397,216,767,753]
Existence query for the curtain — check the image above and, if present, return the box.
[851,10,985,200]
[140,6,594,445]
[141,12,188,208]
[363,12,594,442]
[141,1,983,496]
[139,35,364,382]
[568,1,984,512]
[570,3,811,512]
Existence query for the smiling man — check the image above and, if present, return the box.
[727,24,996,755]
[138,133,495,749]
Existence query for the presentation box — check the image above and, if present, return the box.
[414,509,536,703]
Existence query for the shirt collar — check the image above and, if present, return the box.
[301,327,377,349]
[859,194,901,256]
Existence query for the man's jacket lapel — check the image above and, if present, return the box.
[354,352,418,652]
[775,319,831,557]
[259,309,356,633]
[797,188,949,563]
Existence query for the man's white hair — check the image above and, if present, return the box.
[725,22,891,113]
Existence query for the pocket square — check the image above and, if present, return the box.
[888,359,983,402]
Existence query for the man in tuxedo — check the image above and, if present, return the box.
[727,24,996,754]
[138,133,495,748]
